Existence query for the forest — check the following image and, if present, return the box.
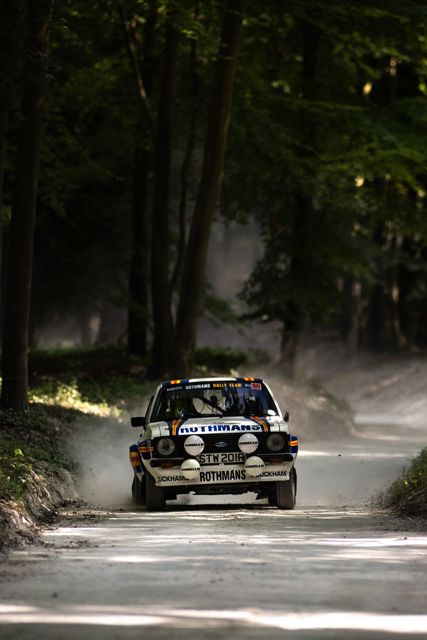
[1,0,427,411]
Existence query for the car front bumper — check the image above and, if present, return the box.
[145,459,296,487]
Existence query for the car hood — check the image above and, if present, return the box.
[146,415,289,439]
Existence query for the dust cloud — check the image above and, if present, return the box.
[71,407,148,508]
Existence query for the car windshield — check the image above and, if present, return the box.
[151,381,278,421]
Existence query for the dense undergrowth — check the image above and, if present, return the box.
[28,346,249,416]
[385,448,427,518]
[0,404,83,501]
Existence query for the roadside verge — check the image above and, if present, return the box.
[0,405,83,551]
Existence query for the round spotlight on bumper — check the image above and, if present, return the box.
[245,456,265,477]
[181,458,201,480]
[184,435,205,456]
[238,433,259,454]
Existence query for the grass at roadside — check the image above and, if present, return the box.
[29,346,153,416]
[0,404,80,501]
[386,448,427,518]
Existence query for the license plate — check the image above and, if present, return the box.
[198,452,245,465]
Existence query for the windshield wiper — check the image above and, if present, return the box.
[199,397,225,416]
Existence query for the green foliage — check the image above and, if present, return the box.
[3,0,427,362]
[0,441,28,500]
[386,448,427,517]
[29,347,155,414]
[0,405,77,500]
[29,345,144,376]
[222,0,427,346]
[0,0,28,110]
[204,290,240,327]
[195,346,247,373]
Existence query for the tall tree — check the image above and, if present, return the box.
[0,0,27,317]
[170,0,200,294]
[1,0,54,411]
[127,140,151,356]
[174,0,247,376]
[123,1,158,357]
[279,18,321,371]
[149,15,179,377]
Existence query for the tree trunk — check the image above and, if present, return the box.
[280,20,321,376]
[127,142,151,357]
[1,0,53,411]
[170,0,200,294]
[367,281,385,348]
[122,0,157,357]
[149,19,179,378]
[340,276,361,349]
[174,0,247,377]
[280,316,302,376]
[386,234,405,348]
[0,110,7,315]
[397,236,415,346]
[366,223,385,349]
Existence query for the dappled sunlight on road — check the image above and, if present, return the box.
[0,604,426,635]
[2,509,426,640]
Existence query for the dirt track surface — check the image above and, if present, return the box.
[1,415,426,640]
[0,505,426,640]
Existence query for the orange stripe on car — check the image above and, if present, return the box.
[251,416,269,432]
[171,419,182,435]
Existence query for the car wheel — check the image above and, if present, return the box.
[275,467,297,510]
[132,475,145,506]
[145,472,165,511]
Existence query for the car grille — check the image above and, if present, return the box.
[152,433,290,458]
[200,434,256,453]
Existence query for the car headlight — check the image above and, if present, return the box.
[156,437,175,456]
[266,433,285,452]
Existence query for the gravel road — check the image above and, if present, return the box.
[0,411,426,640]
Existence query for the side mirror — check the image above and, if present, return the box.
[131,416,146,428]
[284,411,289,423]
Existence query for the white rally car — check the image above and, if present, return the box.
[129,377,298,511]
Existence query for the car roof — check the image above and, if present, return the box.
[160,376,264,387]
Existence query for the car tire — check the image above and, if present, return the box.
[132,476,145,506]
[145,472,165,511]
[276,467,297,510]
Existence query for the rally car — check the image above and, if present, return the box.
[129,377,298,511]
